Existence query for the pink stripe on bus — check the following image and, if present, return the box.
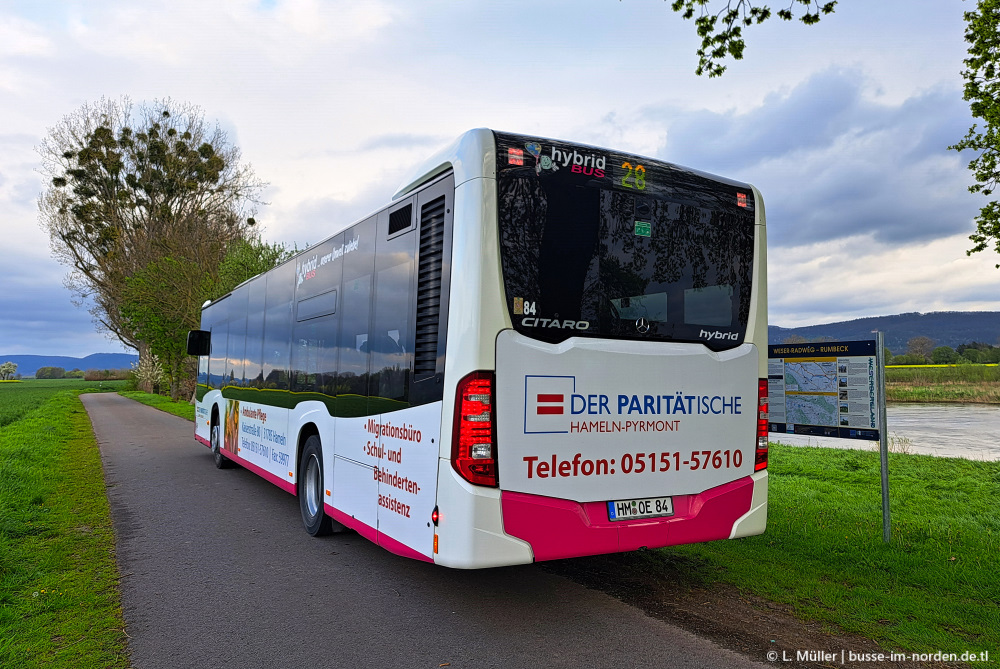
[327,506,378,544]
[326,505,432,563]
[500,476,755,562]
[378,533,433,563]
[197,436,431,562]
[240,457,297,495]
[213,447,296,495]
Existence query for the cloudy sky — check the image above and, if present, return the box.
[1,0,995,357]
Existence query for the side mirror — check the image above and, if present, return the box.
[187,330,211,356]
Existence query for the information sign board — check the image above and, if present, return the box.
[767,340,881,441]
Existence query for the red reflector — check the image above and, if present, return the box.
[755,378,769,471]
[452,371,498,487]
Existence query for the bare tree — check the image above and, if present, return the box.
[906,336,936,360]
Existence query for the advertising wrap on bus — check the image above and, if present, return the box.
[496,331,758,502]
[188,128,767,568]
[329,402,441,561]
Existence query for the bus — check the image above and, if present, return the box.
[187,129,769,569]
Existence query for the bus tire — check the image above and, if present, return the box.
[298,435,338,536]
[210,413,232,469]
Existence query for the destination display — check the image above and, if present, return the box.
[768,340,881,441]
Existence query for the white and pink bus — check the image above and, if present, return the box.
[187,129,769,568]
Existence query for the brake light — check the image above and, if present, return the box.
[755,378,768,471]
[451,371,498,487]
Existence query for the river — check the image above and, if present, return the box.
[771,403,1000,461]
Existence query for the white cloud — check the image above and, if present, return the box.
[0,14,52,57]
[648,70,979,252]
[769,233,1000,327]
[65,0,396,65]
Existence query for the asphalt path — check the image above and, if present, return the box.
[82,392,767,669]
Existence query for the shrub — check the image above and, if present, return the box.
[931,346,960,364]
[889,353,927,365]
[131,355,167,394]
[83,368,132,381]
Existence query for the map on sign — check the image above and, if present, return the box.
[767,340,882,441]
[784,361,837,393]
[785,395,838,428]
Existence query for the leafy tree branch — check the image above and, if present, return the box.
[950,0,1000,267]
[663,0,837,77]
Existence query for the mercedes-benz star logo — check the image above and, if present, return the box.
[635,317,650,334]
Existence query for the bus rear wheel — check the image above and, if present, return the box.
[298,435,340,536]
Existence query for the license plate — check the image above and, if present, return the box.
[607,496,674,521]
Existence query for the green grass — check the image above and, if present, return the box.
[655,442,999,654]
[0,389,128,668]
[886,364,1000,384]
[0,379,127,427]
[885,364,1000,403]
[118,391,195,421]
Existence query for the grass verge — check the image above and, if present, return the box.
[0,391,129,668]
[654,442,999,655]
[0,380,127,427]
[118,391,195,421]
[885,365,1000,403]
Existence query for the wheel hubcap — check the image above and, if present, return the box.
[305,455,321,518]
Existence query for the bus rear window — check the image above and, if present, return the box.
[494,132,756,350]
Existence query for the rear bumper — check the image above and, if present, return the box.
[499,471,766,562]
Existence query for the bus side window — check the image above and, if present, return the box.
[226,286,248,387]
[262,261,295,390]
[245,277,266,388]
[335,217,376,417]
[293,233,344,396]
[197,350,209,387]
[370,203,416,410]
[209,321,228,390]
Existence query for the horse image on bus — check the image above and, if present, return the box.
[187,129,769,568]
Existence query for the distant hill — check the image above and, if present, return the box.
[0,353,138,378]
[769,312,1000,354]
[3,312,997,373]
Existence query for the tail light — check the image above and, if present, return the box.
[451,371,498,487]
[755,378,769,471]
